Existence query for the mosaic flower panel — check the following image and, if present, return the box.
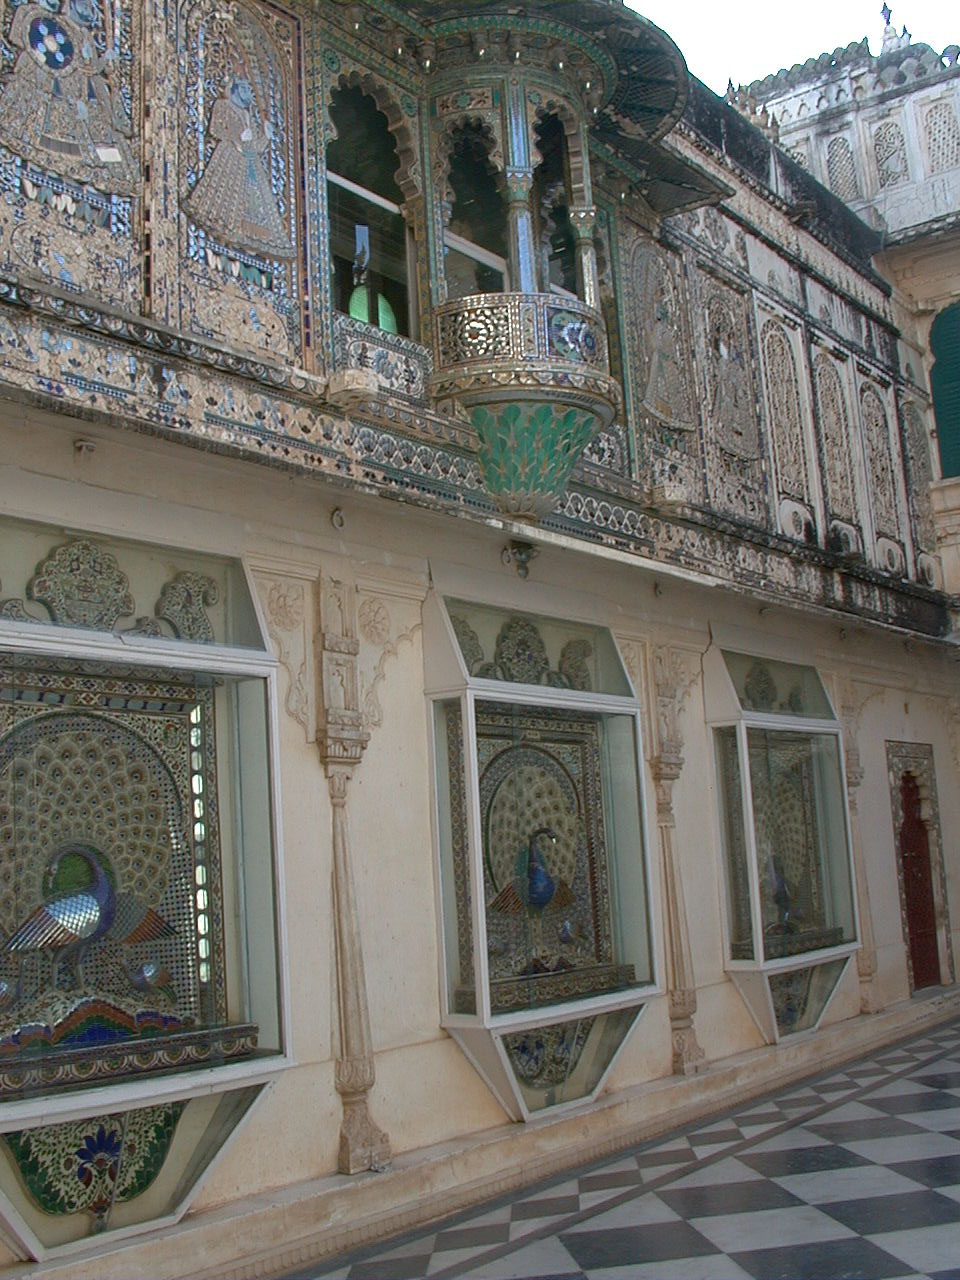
[0,656,257,1097]
[2,1102,182,1225]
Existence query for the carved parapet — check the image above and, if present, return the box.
[431,292,621,520]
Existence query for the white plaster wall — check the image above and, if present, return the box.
[1,407,959,1253]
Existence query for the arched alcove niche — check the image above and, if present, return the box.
[437,117,509,300]
[325,77,420,337]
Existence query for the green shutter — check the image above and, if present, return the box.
[931,303,960,478]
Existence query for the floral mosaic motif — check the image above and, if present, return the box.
[2,1102,183,1223]
[3,538,223,643]
[581,423,626,475]
[902,402,936,554]
[155,572,220,643]
[874,120,908,188]
[28,538,134,630]
[448,615,592,691]
[437,303,511,362]
[470,400,600,520]
[502,1016,594,1089]
[450,614,484,676]
[547,307,600,364]
[494,616,550,685]
[0,0,138,194]
[334,314,431,400]
[768,965,813,1035]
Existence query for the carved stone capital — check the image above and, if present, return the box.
[568,205,597,239]
[335,1054,376,1096]
[651,645,699,763]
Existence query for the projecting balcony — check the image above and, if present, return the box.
[432,292,621,521]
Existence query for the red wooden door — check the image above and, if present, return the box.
[899,773,941,990]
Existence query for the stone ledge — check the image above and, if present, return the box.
[19,990,957,1280]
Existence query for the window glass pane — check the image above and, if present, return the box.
[444,599,631,696]
[433,698,474,1014]
[0,1083,261,1247]
[0,652,279,1102]
[768,957,847,1036]
[722,651,833,718]
[746,728,855,960]
[474,699,649,1014]
[328,180,408,336]
[500,1005,641,1113]
[443,240,504,300]
[716,725,754,960]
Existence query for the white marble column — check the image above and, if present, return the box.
[651,646,705,1075]
[839,680,882,1015]
[318,576,391,1174]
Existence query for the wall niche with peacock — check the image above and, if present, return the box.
[0,515,285,1256]
[424,590,655,1121]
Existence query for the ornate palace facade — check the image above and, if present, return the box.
[0,2,956,1275]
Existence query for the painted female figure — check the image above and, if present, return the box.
[0,0,137,192]
[185,76,293,260]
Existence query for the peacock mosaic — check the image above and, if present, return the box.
[0,656,257,1096]
[446,699,634,1014]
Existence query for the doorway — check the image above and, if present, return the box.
[898,772,941,990]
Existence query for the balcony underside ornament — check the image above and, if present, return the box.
[433,292,620,520]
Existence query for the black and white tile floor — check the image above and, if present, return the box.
[299,1019,960,1280]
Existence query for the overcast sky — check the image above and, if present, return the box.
[627,1,958,95]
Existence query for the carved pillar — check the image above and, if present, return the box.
[650,647,705,1075]
[839,680,881,1015]
[401,194,432,348]
[569,205,600,312]
[318,576,391,1174]
[505,170,537,292]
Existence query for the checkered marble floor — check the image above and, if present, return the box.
[291,1019,960,1280]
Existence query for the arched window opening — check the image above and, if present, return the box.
[931,303,960,478]
[327,85,410,336]
[533,112,577,298]
[444,122,508,300]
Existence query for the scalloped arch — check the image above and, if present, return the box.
[433,113,506,220]
[532,96,589,205]
[325,69,421,201]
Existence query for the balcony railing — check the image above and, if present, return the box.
[432,292,619,420]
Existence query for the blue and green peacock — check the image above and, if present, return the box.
[488,826,576,964]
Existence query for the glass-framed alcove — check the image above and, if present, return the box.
[425,589,654,1120]
[704,645,859,1043]
[0,515,288,1256]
